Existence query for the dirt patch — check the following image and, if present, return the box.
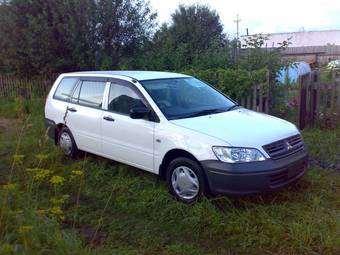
[61,222,108,248]
[309,158,340,171]
[0,118,20,133]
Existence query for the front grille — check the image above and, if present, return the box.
[263,134,304,160]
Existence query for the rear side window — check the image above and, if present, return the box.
[108,83,145,115]
[78,81,106,108]
[54,77,78,101]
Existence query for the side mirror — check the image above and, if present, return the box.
[130,106,150,119]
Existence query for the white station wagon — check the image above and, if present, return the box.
[45,71,308,203]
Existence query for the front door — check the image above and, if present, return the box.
[101,81,155,172]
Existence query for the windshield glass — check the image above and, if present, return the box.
[140,77,236,120]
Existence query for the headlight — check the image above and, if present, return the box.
[212,146,266,163]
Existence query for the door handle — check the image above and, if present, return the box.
[67,107,77,112]
[103,116,115,122]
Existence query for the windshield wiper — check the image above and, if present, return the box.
[176,108,227,119]
[226,104,240,111]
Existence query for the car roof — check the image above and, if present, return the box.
[67,71,190,81]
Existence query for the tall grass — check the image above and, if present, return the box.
[1,97,340,254]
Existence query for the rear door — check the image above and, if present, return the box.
[101,80,155,172]
[65,78,107,154]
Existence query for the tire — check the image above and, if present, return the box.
[58,127,79,158]
[166,157,206,204]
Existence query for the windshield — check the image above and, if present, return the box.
[140,77,236,120]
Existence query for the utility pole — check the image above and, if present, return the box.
[233,14,242,64]
[234,14,241,40]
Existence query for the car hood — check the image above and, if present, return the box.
[170,108,299,148]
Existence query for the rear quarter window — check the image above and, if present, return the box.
[54,77,78,101]
[78,80,106,108]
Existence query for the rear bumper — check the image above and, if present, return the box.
[201,149,308,195]
[45,118,56,140]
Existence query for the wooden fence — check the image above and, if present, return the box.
[237,72,270,113]
[0,74,58,98]
[299,70,340,129]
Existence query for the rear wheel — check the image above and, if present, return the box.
[166,157,206,203]
[58,127,78,158]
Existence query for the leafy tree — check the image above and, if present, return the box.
[139,4,230,70]
[0,0,98,76]
[96,0,157,69]
[169,4,225,50]
[0,0,156,75]
[239,33,291,75]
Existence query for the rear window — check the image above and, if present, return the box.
[78,81,106,108]
[54,77,78,101]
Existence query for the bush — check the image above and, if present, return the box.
[183,68,268,99]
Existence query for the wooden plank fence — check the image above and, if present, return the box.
[299,69,340,129]
[0,74,58,98]
[237,72,270,113]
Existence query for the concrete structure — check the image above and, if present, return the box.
[264,30,340,48]
[242,30,340,65]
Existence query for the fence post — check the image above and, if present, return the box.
[0,75,3,97]
[264,71,270,113]
[306,72,312,127]
[298,74,307,129]
[259,83,263,112]
[310,70,319,127]
[253,83,257,111]
[336,72,340,124]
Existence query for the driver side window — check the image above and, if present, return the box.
[108,83,145,115]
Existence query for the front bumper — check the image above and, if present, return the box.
[201,149,308,195]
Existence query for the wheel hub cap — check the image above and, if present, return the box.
[59,132,72,155]
[171,166,199,200]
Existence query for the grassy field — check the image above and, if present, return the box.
[1,97,340,255]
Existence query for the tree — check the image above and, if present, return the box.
[238,33,291,75]
[0,0,98,76]
[139,4,230,70]
[0,0,156,75]
[96,0,157,69]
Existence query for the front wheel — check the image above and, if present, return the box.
[166,157,206,203]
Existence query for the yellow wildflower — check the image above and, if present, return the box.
[50,175,65,185]
[35,154,48,161]
[1,244,13,253]
[48,206,65,221]
[35,169,52,181]
[15,209,24,214]
[37,209,46,215]
[18,225,33,234]
[13,154,24,163]
[2,183,17,191]
[71,170,83,176]
[50,194,70,205]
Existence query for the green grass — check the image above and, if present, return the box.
[1,97,340,254]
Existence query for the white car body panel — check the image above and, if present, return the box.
[101,112,155,172]
[65,103,103,153]
[171,108,300,157]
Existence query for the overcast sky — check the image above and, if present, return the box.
[149,0,340,38]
